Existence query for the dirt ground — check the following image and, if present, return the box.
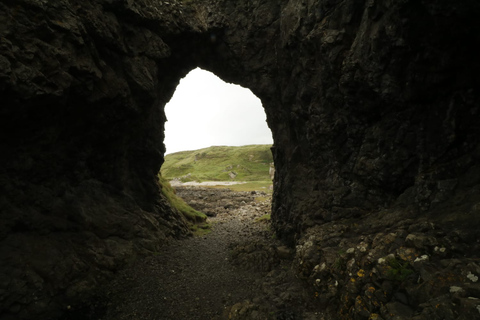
[92,187,318,320]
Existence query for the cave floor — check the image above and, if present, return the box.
[95,187,316,320]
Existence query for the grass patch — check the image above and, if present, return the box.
[190,223,212,236]
[255,214,271,223]
[333,257,346,271]
[386,257,414,281]
[254,195,270,202]
[161,145,273,182]
[159,175,207,223]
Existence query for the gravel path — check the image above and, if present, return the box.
[87,187,480,320]
[98,189,285,320]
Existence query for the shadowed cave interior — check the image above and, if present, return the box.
[1,0,480,319]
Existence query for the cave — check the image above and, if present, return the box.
[1,0,480,319]
[163,67,272,155]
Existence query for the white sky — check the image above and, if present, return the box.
[163,68,273,154]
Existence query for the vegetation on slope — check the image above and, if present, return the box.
[161,145,273,182]
[158,175,207,224]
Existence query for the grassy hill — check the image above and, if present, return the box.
[161,145,273,182]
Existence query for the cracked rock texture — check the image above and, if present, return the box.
[1,0,480,319]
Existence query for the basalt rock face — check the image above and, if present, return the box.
[0,1,197,318]
[1,0,480,319]
[264,0,480,243]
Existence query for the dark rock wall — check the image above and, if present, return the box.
[1,0,479,318]
[267,0,480,243]
[200,0,480,243]
[0,1,196,318]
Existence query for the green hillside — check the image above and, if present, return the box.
[161,145,273,182]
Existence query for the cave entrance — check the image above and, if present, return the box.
[163,68,273,155]
[161,67,275,213]
[161,68,274,219]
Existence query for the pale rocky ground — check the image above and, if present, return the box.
[169,180,247,187]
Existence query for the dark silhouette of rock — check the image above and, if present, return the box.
[1,0,480,319]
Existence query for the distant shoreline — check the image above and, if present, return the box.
[170,181,247,187]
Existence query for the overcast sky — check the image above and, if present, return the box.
[163,68,273,154]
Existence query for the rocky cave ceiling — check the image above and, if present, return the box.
[0,0,479,319]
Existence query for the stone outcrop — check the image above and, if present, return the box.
[174,187,269,217]
[1,0,480,319]
[0,1,197,318]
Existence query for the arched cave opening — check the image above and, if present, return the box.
[163,68,273,155]
[160,67,275,224]
[2,1,480,319]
